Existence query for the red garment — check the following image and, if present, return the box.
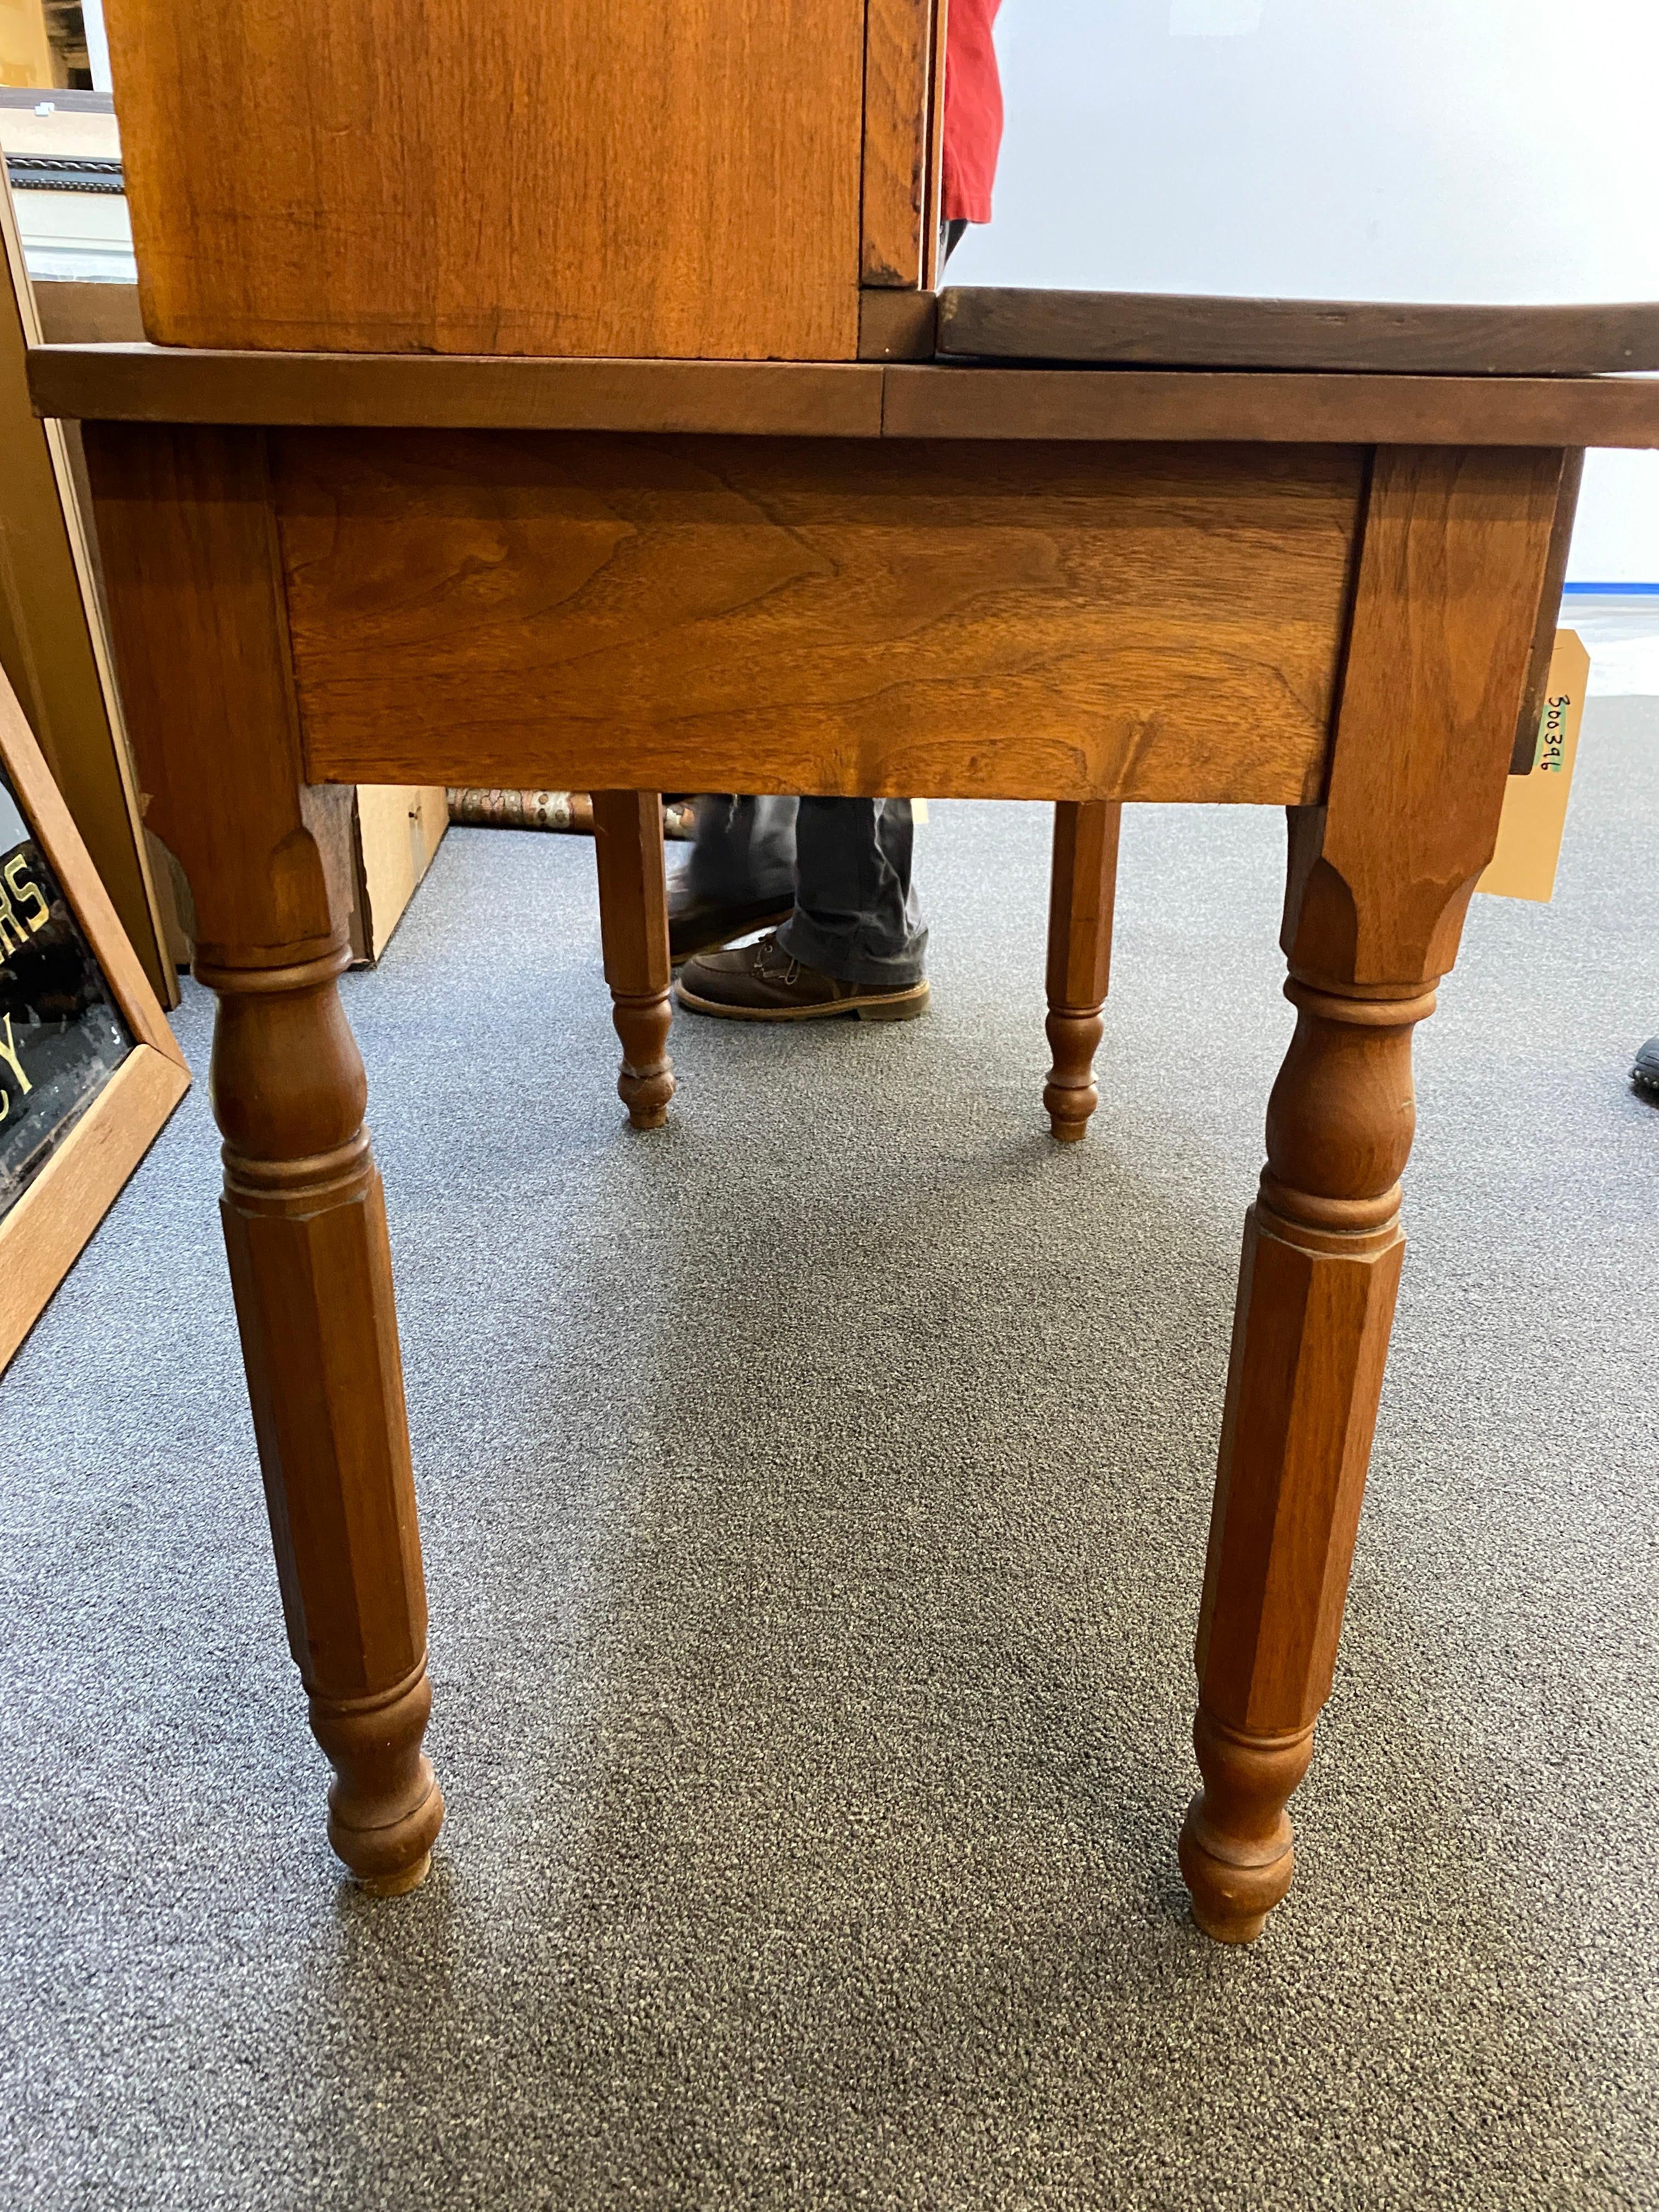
[940,0,1004,226]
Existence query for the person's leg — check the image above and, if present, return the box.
[676,797,929,1022]
[668,794,798,961]
[777,797,927,989]
[682,794,797,904]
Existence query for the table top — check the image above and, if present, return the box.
[27,309,1659,450]
[935,289,1659,377]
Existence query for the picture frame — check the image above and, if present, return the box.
[0,656,189,1370]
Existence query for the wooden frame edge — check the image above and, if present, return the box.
[921,0,949,292]
[26,348,889,437]
[857,286,939,361]
[0,657,191,1372]
[0,661,185,1066]
[0,1042,190,1370]
[1,164,176,1005]
[859,0,941,290]
[26,348,1659,448]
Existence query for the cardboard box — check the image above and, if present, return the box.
[1477,629,1590,903]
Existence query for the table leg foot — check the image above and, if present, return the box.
[312,1659,445,1891]
[206,938,443,1897]
[357,1851,433,1900]
[1177,1711,1314,1943]
[1043,1005,1105,1141]
[611,986,675,1130]
[1183,973,1426,1942]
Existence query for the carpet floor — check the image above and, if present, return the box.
[2,702,1656,2210]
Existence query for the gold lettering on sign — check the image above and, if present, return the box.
[0,1011,33,1121]
[0,874,20,957]
[4,855,49,934]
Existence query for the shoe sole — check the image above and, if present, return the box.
[674,979,931,1024]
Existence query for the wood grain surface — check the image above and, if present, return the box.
[1285,444,1571,987]
[938,287,1659,374]
[30,347,887,438]
[352,782,448,962]
[1043,799,1120,1142]
[857,290,940,362]
[31,279,144,346]
[860,0,941,287]
[78,424,324,961]
[102,0,865,361]
[591,790,675,1131]
[33,344,1659,450]
[272,430,1364,802]
[881,365,1659,448]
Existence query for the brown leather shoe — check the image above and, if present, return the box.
[675,933,930,1023]
[668,885,794,964]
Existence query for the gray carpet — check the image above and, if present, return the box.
[2,703,1657,2210]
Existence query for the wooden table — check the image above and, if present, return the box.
[31,296,1659,1943]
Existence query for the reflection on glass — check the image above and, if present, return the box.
[0,0,91,92]
[0,765,131,1212]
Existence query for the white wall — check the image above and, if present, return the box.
[949,0,1659,582]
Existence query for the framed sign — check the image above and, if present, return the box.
[0,659,189,1370]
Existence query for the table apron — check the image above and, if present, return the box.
[268,428,1367,805]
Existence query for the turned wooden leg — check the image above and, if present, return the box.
[82,422,444,1893]
[203,938,444,1893]
[1180,972,1429,1939]
[1178,442,1576,1941]
[592,789,674,1131]
[1044,799,1121,1141]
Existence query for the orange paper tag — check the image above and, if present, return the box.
[1477,630,1590,904]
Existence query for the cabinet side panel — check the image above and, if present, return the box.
[105,0,865,361]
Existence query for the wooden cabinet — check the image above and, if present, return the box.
[104,0,947,363]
